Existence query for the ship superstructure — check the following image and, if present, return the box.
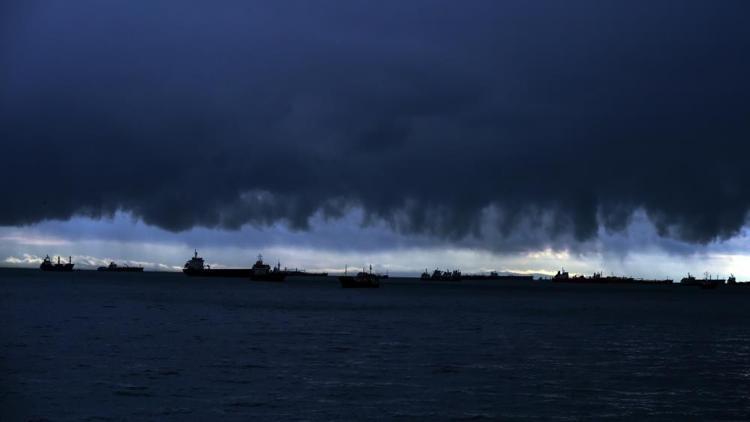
[249,255,286,282]
[424,269,461,281]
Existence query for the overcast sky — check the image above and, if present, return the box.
[2,1,750,277]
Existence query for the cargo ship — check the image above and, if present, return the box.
[183,250,250,277]
[40,255,74,272]
[339,265,380,288]
[422,269,461,281]
[97,262,144,272]
[681,273,725,289]
[553,269,672,285]
[249,255,286,282]
[552,269,582,282]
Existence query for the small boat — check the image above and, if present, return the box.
[339,265,380,288]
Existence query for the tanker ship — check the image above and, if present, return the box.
[97,262,144,272]
[183,250,251,277]
[681,273,725,289]
[553,269,672,285]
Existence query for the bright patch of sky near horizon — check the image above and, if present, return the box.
[2,211,749,280]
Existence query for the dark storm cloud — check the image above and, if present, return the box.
[2,1,750,249]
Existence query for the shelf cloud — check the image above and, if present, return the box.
[2,1,750,252]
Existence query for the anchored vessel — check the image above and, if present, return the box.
[423,268,532,282]
[681,273,725,289]
[183,250,250,277]
[423,269,462,281]
[339,265,380,288]
[553,269,672,285]
[40,255,74,272]
[97,262,144,272]
[249,255,286,282]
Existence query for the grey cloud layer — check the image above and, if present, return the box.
[2,1,749,249]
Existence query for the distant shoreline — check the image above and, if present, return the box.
[3,267,750,287]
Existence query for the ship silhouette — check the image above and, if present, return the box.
[681,273,725,289]
[461,271,534,281]
[183,250,286,281]
[285,268,329,277]
[421,268,461,281]
[40,255,74,272]
[553,269,672,285]
[249,255,286,282]
[97,262,144,272]
[339,265,380,288]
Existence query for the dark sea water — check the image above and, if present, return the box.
[2,268,750,421]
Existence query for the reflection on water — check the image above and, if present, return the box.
[2,269,750,420]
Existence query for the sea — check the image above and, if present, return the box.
[2,268,750,420]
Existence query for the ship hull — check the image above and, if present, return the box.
[554,278,673,285]
[98,267,144,273]
[250,273,287,282]
[183,268,250,277]
[681,279,724,287]
[462,275,534,282]
[286,271,328,277]
[339,276,379,288]
[40,264,74,272]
